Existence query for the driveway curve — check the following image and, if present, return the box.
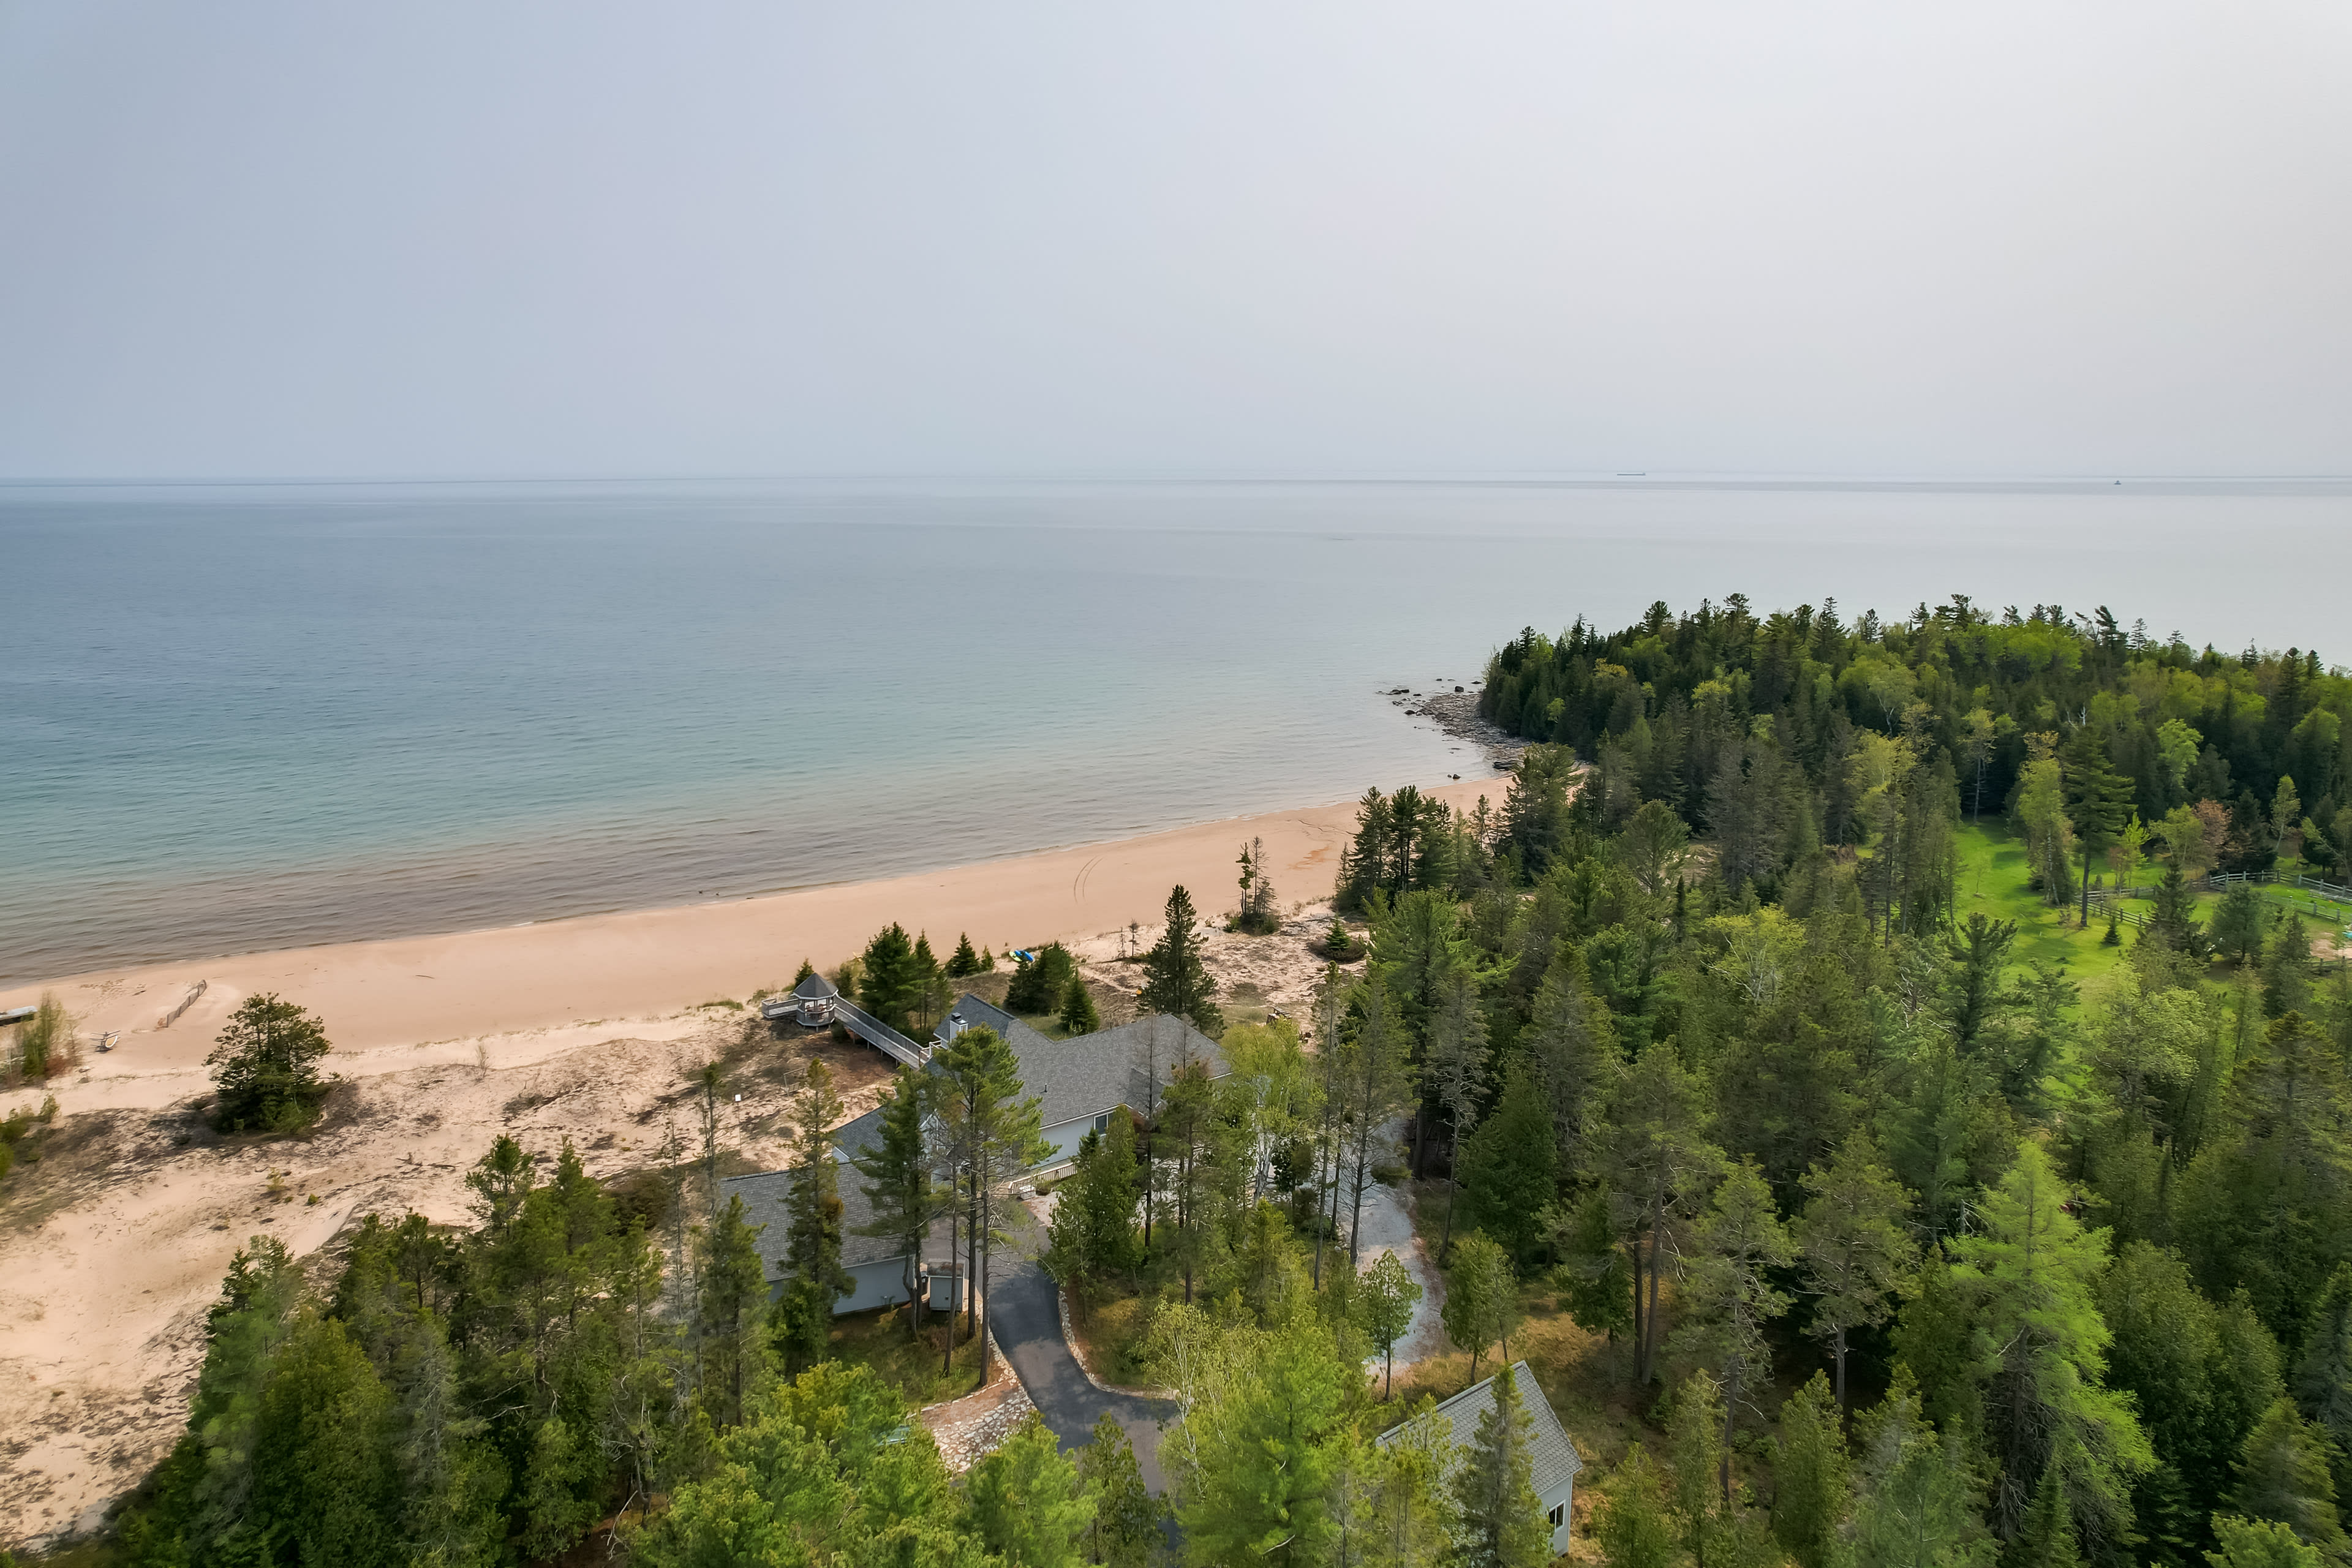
[987,1249,1177,1492]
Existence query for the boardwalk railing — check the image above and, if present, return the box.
[831,998,931,1071]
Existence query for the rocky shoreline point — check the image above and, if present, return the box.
[1381,681,1529,772]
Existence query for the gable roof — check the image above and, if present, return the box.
[1376,1362,1583,1499]
[939,994,1225,1133]
[720,1166,905,1273]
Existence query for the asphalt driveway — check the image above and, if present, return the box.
[989,1207,1177,1493]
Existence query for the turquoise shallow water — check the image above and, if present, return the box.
[4,478,2346,979]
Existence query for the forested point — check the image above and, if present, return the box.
[39,593,2352,1568]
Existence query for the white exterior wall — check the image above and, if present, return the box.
[1544,1477,1574,1556]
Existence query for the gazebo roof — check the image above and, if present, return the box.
[792,971,839,1000]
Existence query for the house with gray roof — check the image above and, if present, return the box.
[1377,1361,1583,1557]
[719,1166,919,1315]
[935,993,1224,1167]
[733,991,1227,1317]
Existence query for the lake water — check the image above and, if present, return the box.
[5,477,2346,980]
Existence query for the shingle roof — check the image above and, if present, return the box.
[720,1166,907,1273]
[1376,1362,1583,1498]
[937,995,1225,1133]
[792,972,839,1000]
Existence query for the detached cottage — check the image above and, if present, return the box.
[1377,1361,1583,1558]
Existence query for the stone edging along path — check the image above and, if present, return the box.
[1055,1286,1172,1401]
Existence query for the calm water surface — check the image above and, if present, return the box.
[5,478,2346,979]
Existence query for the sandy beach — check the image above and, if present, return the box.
[4,775,1496,1093]
[0,775,1496,1546]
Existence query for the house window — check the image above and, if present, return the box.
[1094,1113,1110,1133]
[1547,1503,1565,1529]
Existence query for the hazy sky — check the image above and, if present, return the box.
[2,2,2347,480]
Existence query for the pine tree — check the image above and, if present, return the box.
[1008,940,1077,1014]
[1771,1373,1853,1568]
[696,1193,769,1428]
[777,1057,851,1372]
[1425,959,1490,1262]
[1675,1158,1793,1507]
[935,1024,1050,1384]
[1046,1114,1140,1312]
[1450,1362,1551,1568]
[1362,1401,1463,1568]
[1455,1065,1556,1265]
[1519,941,1617,1177]
[1849,1367,1996,1568]
[206,992,336,1133]
[2064,728,2136,930]
[1597,1042,1723,1385]
[1796,1131,1915,1406]
[969,1412,1093,1568]
[1076,1411,1160,1566]
[851,1068,936,1338]
[1059,971,1101,1035]
[2013,1449,2087,1567]
[1138,885,1223,1035]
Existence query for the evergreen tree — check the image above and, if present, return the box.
[1797,1130,1917,1406]
[1597,1042,1724,1386]
[1442,1232,1519,1386]
[2175,1012,2352,1342]
[2214,886,2270,966]
[696,1193,769,1429]
[1519,940,1618,1178]
[852,1067,937,1338]
[2014,1448,2088,1567]
[947,932,982,979]
[970,1412,1093,1568]
[858,922,924,1031]
[2263,916,2313,1020]
[1455,1065,1556,1265]
[246,1312,401,1568]
[1046,1114,1142,1311]
[1059,971,1102,1035]
[2294,1264,2352,1504]
[1849,1367,1997,1568]
[1771,1373,1853,1568]
[1593,1443,1677,1568]
[777,1057,852,1372]
[1952,1139,2152,1555]
[2064,728,2138,930]
[1425,959,1490,1262]
[935,1024,1050,1383]
[1158,1314,1350,1566]
[2231,1398,2352,1561]
[1360,1401,1462,1568]
[1675,1158,1795,1506]
[206,992,335,1133]
[2206,1516,2326,1567]
[1450,1362,1551,1568]
[1076,1411,1161,1567]
[1139,885,1224,1035]
[1006,940,1079,1014]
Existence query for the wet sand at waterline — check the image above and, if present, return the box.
[3,775,1496,1088]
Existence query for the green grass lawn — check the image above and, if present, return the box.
[1951,820,2132,987]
